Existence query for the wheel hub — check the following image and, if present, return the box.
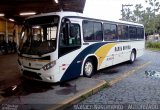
[85,62,93,76]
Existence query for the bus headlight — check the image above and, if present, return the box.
[42,61,56,71]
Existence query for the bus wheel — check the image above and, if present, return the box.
[130,50,136,63]
[83,58,94,78]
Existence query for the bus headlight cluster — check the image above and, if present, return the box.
[42,61,56,71]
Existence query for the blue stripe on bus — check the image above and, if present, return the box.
[60,42,107,82]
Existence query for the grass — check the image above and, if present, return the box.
[145,41,160,51]
[146,47,160,51]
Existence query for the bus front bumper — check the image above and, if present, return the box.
[19,66,59,83]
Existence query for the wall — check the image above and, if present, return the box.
[0,18,21,46]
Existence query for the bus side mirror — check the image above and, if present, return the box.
[70,25,77,38]
[62,18,71,39]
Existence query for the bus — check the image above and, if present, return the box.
[18,11,145,83]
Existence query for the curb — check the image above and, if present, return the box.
[47,80,109,110]
[146,49,160,53]
[47,62,151,110]
[0,62,151,110]
[47,61,151,110]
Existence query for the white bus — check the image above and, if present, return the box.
[18,11,145,83]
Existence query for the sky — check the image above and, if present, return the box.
[83,0,148,20]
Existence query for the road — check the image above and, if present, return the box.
[0,54,20,90]
[72,50,160,110]
[0,50,160,110]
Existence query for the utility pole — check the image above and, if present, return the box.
[121,4,133,20]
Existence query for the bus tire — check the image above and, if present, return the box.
[129,50,136,63]
[83,58,95,78]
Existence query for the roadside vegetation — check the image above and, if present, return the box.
[122,0,160,36]
[145,41,160,51]
[122,0,160,51]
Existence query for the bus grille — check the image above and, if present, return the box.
[23,70,42,80]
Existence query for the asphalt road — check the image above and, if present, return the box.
[1,50,160,110]
[72,50,160,110]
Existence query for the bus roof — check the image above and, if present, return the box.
[27,11,144,27]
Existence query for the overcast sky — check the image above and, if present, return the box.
[83,0,148,20]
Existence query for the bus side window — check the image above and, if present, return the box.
[59,23,81,57]
[137,27,144,39]
[129,26,137,39]
[94,22,103,41]
[60,24,81,46]
[69,24,81,45]
[83,21,94,41]
[118,25,128,40]
[104,23,117,41]
[60,25,67,46]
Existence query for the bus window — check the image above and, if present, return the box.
[59,23,81,56]
[70,24,81,45]
[83,20,102,41]
[94,22,103,41]
[118,25,128,40]
[104,23,117,41]
[129,26,137,39]
[47,27,57,40]
[83,21,94,41]
[137,27,144,39]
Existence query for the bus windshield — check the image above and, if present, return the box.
[19,16,59,55]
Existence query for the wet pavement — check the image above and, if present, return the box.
[0,54,20,90]
[0,50,160,110]
[0,54,107,110]
[73,50,160,109]
[92,57,147,82]
[0,78,54,97]
[0,77,105,110]
[145,70,160,78]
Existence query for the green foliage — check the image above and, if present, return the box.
[133,4,143,22]
[121,0,160,35]
[121,7,133,21]
[146,41,160,48]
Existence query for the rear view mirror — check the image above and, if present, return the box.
[61,18,71,39]
[70,25,77,38]
[61,18,71,28]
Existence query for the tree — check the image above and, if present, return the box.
[122,8,133,21]
[133,4,143,22]
[121,5,133,21]
[155,14,160,33]
[146,0,160,13]
[145,0,160,34]
[120,0,160,35]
